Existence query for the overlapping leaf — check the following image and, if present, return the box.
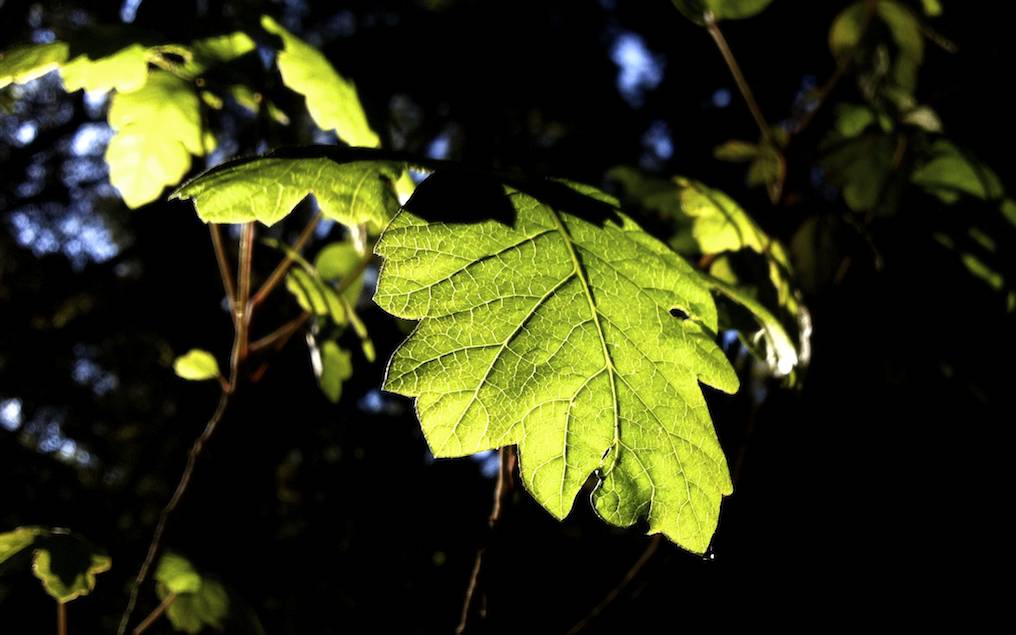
[609,169,806,375]
[172,148,401,228]
[155,553,229,634]
[375,174,739,552]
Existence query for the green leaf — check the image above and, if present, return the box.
[286,267,347,325]
[609,171,806,369]
[60,43,148,93]
[173,349,221,381]
[705,271,798,376]
[316,242,365,305]
[820,131,896,212]
[261,15,380,148]
[0,42,69,88]
[155,553,203,595]
[672,0,774,23]
[319,341,353,403]
[834,103,876,138]
[0,526,44,565]
[106,70,214,208]
[0,527,111,603]
[912,140,1004,202]
[374,174,739,552]
[830,1,923,93]
[713,140,760,162]
[155,554,229,634]
[171,148,401,228]
[180,31,256,78]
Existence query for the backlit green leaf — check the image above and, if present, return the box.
[0,527,110,603]
[155,554,229,634]
[60,43,148,93]
[106,70,213,208]
[0,526,44,565]
[171,148,401,228]
[156,554,203,595]
[912,140,1004,203]
[316,242,365,305]
[0,42,69,88]
[261,15,380,148]
[173,349,221,381]
[286,267,347,325]
[319,341,353,403]
[374,174,739,552]
[830,1,923,93]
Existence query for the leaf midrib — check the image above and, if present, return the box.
[545,209,622,471]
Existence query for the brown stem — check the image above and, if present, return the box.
[456,446,516,634]
[249,312,312,354]
[56,602,66,635]
[564,535,662,635]
[117,391,231,635]
[209,225,237,320]
[251,212,322,308]
[704,14,771,144]
[118,224,258,635]
[132,593,177,635]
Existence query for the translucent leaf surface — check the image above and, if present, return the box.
[172,148,401,228]
[0,42,69,88]
[60,43,148,93]
[173,349,221,381]
[155,553,203,595]
[106,70,213,208]
[261,15,380,148]
[319,341,353,403]
[0,527,111,603]
[374,174,739,552]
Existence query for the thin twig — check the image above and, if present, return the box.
[118,223,257,635]
[132,592,177,635]
[208,225,237,319]
[456,446,516,634]
[56,602,66,635]
[251,212,323,308]
[249,311,312,354]
[704,13,771,144]
[564,535,662,635]
[117,392,230,635]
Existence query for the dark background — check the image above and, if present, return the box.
[0,0,1010,631]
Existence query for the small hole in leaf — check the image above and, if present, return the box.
[670,307,689,320]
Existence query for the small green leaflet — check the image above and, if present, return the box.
[374,174,739,552]
[172,148,401,228]
[155,553,229,634]
[174,349,221,381]
[155,553,203,594]
[319,341,353,403]
[107,70,214,208]
[0,527,111,603]
[261,15,380,148]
